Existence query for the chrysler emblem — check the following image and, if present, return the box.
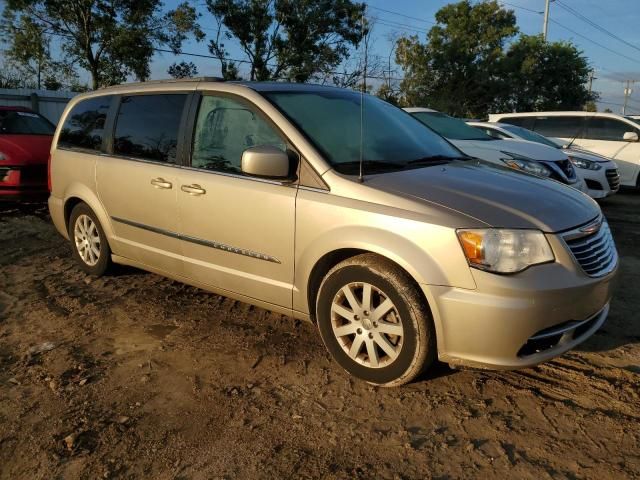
[580,218,602,235]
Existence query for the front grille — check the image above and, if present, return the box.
[557,159,576,180]
[564,219,617,277]
[605,169,620,191]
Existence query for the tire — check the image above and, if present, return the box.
[68,203,112,276]
[316,253,436,387]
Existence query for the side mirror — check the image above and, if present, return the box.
[241,145,291,179]
[623,131,639,142]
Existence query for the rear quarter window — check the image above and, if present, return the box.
[58,96,111,151]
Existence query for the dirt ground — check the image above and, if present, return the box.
[0,193,639,480]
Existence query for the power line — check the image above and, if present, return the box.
[555,0,640,56]
[548,18,640,67]
[367,5,436,25]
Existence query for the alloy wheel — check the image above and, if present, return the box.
[73,214,101,267]
[330,282,404,368]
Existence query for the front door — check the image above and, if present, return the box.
[577,117,640,186]
[97,93,188,274]
[176,93,297,308]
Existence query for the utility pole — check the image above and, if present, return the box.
[623,80,635,115]
[588,69,596,95]
[543,0,552,41]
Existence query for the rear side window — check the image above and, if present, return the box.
[531,116,583,138]
[585,117,637,141]
[58,96,110,151]
[0,110,55,135]
[113,94,187,163]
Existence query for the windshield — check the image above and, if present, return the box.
[263,90,462,174]
[411,112,493,141]
[626,116,640,126]
[0,110,55,135]
[501,124,561,148]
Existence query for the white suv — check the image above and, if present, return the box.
[489,111,640,188]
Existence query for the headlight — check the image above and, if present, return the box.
[568,155,602,170]
[500,152,552,177]
[457,228,554,273]
[0,152,6,161]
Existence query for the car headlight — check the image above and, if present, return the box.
[500,152,552,177]
[0,152,6,161]
[457,228,555,273]
[568,155,602,170]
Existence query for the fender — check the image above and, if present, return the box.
[293,223,477,315]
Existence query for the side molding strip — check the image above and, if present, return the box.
[111,216,281,264]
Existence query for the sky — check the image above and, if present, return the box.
[3,0,640,114]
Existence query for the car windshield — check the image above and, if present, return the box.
[411,111,493,141]
[0,110,55,135]
[263,89,463,174]
[501,124,561,148]
[625,116,640,126]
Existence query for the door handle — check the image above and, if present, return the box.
[151,178,172,189]
[181,184,206,195]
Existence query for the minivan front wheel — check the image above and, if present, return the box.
[68,203,112,276]
[316,254,436,387]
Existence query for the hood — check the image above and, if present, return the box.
[452,138,568,162]
[366,160,600,233]
[0,135,52,165]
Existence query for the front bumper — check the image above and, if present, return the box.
[423,254,617,370]
[577,163,619,199]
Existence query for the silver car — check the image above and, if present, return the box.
[48,79,617,386]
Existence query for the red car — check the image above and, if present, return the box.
[0,106,55,200]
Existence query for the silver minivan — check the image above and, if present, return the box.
[49,79,617,386]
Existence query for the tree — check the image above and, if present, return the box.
[500,35,595,112]
[205,0,365,82]
[395,0,518,116]
[168,61,199,79]
[0,13,51,88]
[376,83,400,105]
[1,0,204,90]
[584,100,597,112]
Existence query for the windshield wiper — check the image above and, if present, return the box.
[406,155,465,165]
[335,160,405,174]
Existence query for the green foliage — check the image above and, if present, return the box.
[396,0,517,116]
[206,0,365,81]
[1,0,203,90]
[500,35,595,112]
[395,0,595,117]
[376,83,400,105]
[585,101,597,112]
[168,61,199,79]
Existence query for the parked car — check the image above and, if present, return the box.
[488,111,640,188]
[468,121,620,199]
[49,79,616,386]
[404,108,587,193]
[0,106,55,200]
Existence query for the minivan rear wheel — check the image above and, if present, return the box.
[316,254,436,386]
[68,203,112,276]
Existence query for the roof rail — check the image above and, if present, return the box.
[99,77,224,90]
